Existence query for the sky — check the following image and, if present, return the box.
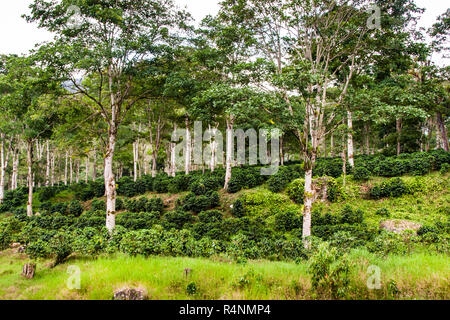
[0,0,447,65]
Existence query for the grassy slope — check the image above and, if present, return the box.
[0,172,449,300]
[0,248,448,300]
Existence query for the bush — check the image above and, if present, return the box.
[181,192,220,213]
[367,231,408,256]
[198,210,223,224]
[274,211,302,232]
[286,179,305,204]
[308,242,352,299]
[68,200,84,217]
[231,199,245,218]
[370,177,410,199]
[119,228,164,256]
[162,210,194,230]
[116,212,159,230]
[91,199,106,212]
[375,208,390,217]
[338,206,364,225]
[440,163,450,174]
[352,166,370,181]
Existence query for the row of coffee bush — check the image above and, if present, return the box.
[1,203,447,264]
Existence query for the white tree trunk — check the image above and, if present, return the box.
[347,110,354,167]
[45,141,50,186]
[92,146,97,181]
[302,168,314,247]
[69,153,73,184]
[11,146,19,190]
[0,134,5,203]
[133,141,138,182]
[185,117,191,175]
[224,116,234,190]
[105,133,117,233]
[64,151,68,185]
[85,156,89,183]
[26,141,33,217]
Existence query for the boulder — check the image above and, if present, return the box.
[113,287,148,300]
[379,219,422,234]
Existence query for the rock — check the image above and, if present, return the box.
[18,246,26,253]
[113,287,148,300]
[379,219,422,234]
[21,263,36,279]
[10,242,21,249]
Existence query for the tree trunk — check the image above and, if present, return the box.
[347,110,354,167]
[69,153,73,184]
[365,123,370,155]
[185,116,191,175]
[51,152,55,186]
[224,116,234,190]
[45,141,50,186]
[85,156,89,183]
[21,263,36,279]
[330,134,335,157]
[396,118,403,156]
[436,111,449,152]
[11,144,19,190]
[105,132,117,234]
[0,133,7,203]
[26,140,33,217]
[64,151,68,185]
[302,166,314,247]
[280,134,284,166]
[133,141,138,182]
[92,146,97,181]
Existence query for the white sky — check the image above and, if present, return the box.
[0,0,447,65]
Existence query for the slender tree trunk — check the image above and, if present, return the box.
[51,152,55,186]
[347,110,354,167]
[85,156,89,183]
[11,145,19,190]
[133,141,138,182]
[330,134,335,157]
[280,134,284,165]
[185,116,191,175]
[45,141,50,186]
[224,116,234,190]
[26,140,33,217]
[0,133,6,203]
[365,123,370,155]
[92,146,97,181]
[302,164,314,245]
[69,153,73,184]
[64,151,68,185]
[105,131,117,233]
[396,118,403,156]
[436,111,449,152]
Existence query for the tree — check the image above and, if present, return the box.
[26,0,190,232]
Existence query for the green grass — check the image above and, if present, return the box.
[0,249,448,300]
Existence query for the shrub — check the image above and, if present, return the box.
[274,211,302,232]
[286,179,305,204]
[231,199,245,218]
[198,210,223,224]
[181,192,220,213]
[367,231,408,256]
[68,200,84,217]
[370,177,410,199]
[162,210,194,230]
[116,212,159,230]
[375,208,390,217]
[440,163,450,174]
[190,177,220,196]
[153,175,170,193]
[308,242,352,299]
[338,206,364,225]
[352,166,370,181]
[91,199,106,212]
[119,228,164,256]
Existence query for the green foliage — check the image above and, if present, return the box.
[370,177,411,199]
[352,166,370,181]
[308,242,352,299]
[286,179,305,204]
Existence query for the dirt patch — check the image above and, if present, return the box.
[379,219,422,233]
